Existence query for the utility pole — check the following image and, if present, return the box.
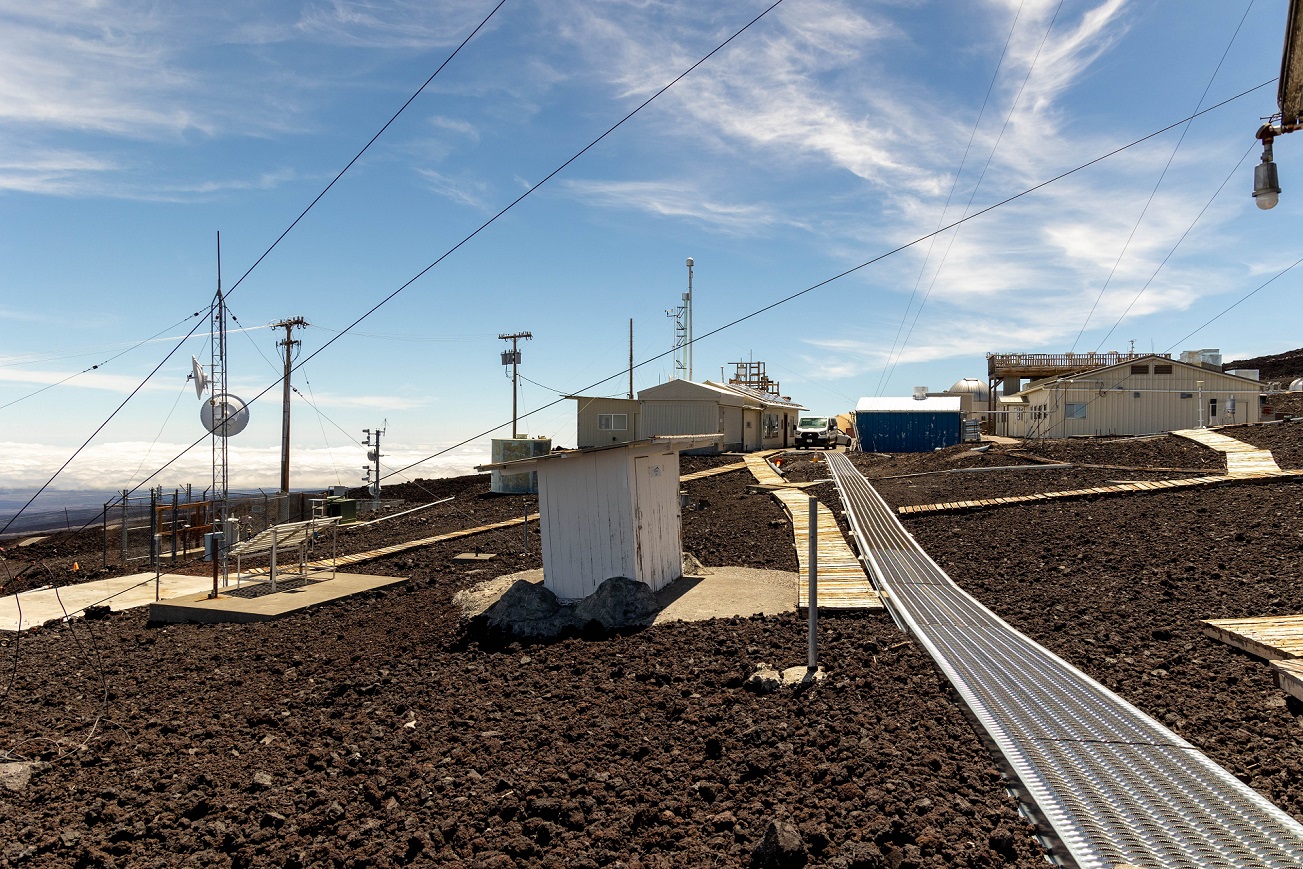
[628,319,634,399]
[685,257,693,381]
[363,425,385,511]
[273,316,309,494]
[499,331,532,438]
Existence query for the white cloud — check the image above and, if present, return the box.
[563,179,797,234]
[0,440,491,493]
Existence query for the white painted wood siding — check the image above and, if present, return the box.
[632,450,682,591]
[538,449,635,599]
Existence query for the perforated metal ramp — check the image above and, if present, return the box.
[824,451,1303,868]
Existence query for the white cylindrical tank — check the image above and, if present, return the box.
[1290,378,1303,393]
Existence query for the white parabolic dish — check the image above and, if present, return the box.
[201,393,250,437]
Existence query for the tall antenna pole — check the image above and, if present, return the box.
[210,232,228,599]
[628,319,634,399]
[685,257,694,381]
[499,331,532,438]
[273,316,309,494]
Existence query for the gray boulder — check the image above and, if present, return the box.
[484,580,566,637]
[572,576,659,629]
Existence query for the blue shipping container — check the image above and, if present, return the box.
[856,410,962,453]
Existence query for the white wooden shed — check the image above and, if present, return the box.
[478,434,720,600]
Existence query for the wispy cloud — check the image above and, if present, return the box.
[563,179,798,235]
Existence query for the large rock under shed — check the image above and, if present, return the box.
[483,576,659,638]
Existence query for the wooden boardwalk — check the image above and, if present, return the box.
[741,450,880,609]
[742,452,788,486]
[899,430,1299,516]
[680,461,746,481]
[771,488,882,610]
[281,456,768,574]
[1171,428,1287,476]
[1202,614,1303,661]
[1273,659,1303,705]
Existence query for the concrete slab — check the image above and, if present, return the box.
[147,572,407,625]
[454,566,799,625]
[0,573,218,632]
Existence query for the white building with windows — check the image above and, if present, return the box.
[996,354,1262,438]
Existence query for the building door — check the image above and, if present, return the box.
[633,454,681,591]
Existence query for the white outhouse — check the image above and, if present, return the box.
[478,434,720,600]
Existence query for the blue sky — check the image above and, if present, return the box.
[1,0,1300,497]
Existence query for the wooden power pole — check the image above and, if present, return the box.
[273,316,309,494]
[498,331,532,438]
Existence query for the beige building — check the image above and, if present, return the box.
[569,396,640,449]
[997,354,1261,438]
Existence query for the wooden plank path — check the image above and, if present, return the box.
[742,451,788,486]
[280,457,768,574]
[1171,428,1287,476]
[900,430,1300,516]
[680,461,747,481]
[1202,614,1303,661]
[259,513,542,575]
[771,488,882,609]
[740,450,881,609]
[1273,659,1303,705]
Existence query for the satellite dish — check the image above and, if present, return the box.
[201,393,250,437]
[191,356,209,398]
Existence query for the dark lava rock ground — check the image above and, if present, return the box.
[4,425,1303,866]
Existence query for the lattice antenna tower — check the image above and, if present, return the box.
[210,233,229,535]
[665,257,694,380]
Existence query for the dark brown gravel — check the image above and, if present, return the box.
[5,427,1303,866]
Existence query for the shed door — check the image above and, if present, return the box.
[633,454,681,592]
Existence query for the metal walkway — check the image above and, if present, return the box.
[823,451,1303,868]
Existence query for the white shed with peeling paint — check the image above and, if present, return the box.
[478,434,720,600]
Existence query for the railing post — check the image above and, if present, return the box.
[120,490,129,563]
[808,495,818,670]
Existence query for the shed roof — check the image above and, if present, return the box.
[856,396,963,413]
[638,379,759,407]
[712,382,806,410]
[476,434,723,472]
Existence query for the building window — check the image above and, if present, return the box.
[1180,393,1193,399]
[1209,398,1218,417]
[1130,364,1149,375]
[762,413,780,438]
[598,413,627,431]
[1065,403,1087,419]
[1153,364,1173,375]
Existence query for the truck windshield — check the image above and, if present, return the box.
[798,417,828,428]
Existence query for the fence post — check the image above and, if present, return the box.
[808,496,818,670]
[102,501,109,568]
[120,490,129,563]
[149,486,158,569]
[171,490,179,566]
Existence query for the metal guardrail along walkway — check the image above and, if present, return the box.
[823,451,1303,868]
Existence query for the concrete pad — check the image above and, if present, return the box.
[0,573,218,632]
[147,572,407,625]
[453,566,798,625]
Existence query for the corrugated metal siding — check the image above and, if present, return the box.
[856,411,962,452]
[641,402,718,438]
[575,398,640,448]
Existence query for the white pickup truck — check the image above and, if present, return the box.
[795,416,850,450]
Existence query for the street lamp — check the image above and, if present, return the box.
[1254,127,1282,210]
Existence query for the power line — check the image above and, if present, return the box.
[874,0,1028,397]
[0,3,506,534]
[880,0,1063,396]
[1074,0,1257,353]
[381,80,1276,481]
